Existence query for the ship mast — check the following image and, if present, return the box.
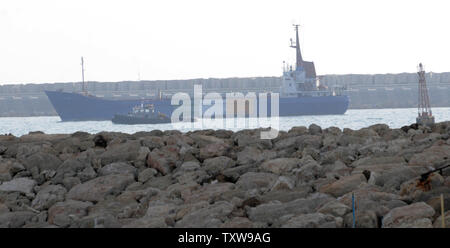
[290,24,304,70]
[81,57,87,95]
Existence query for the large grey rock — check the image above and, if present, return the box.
[140,136,164,150]
[67,174,135,202]
[270,176,295,191]
[175,201,234,227]
[236,172,278,191]
[433,211,450,228]
[48,200,93,227]
[308,124,322,135]
[31,184,67,210]
[320,174,367,197]
[22,152,62,175]
[351,155,406,167]
[294,156,323,183]
[0,211,35,228]
[222,164,257,182]
[0,177,36,194]
[0,160,23,181]
[52,158,88,184]
[260,158,300,175]
[147,146,180,175]
[408,144,450,168]
[138,168,158,183]
[236,146,266,165]
[123,217,168,228]
[203,156,235,177]
[274,136,300,150]
[382,202,435,228]
[99,140,141,165]
[317,201,351,217]
[232,131,272,149]
[0,203,9,214]
[199,142,230,160]
[179,161,201,171]
[247,194,333,224]
[190,134,225,148]
[281,213,336,228]
[98,162,137,177]
[183,183,236,204]
[221,217,254,228]
[344,210,378,228]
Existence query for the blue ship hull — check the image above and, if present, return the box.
[45,91,349,121]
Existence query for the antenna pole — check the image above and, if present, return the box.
[81,57,86,94]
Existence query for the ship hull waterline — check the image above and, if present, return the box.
[45,91,350,122]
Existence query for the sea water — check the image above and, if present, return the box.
[0,107,449,137]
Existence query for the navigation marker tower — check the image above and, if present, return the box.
[416,63,435,126]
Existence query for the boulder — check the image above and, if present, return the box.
[344,210,378,228]
[235,172,278,191]
[175,201,234,227]
[0,177,36,194]
[308,124,322,135]
[281,213,336,228]
[183,182,237,204]
[221,217,254,228]
[140,136,164,150]
[203,156,235,177]
[408,144,450,168]
[247,194,333,224]
[351,156,406,167]
[260,158,300,175]
[236,146,265,165]
[199,143,229,160]
[320,174,367,197]
[294,156,323,183]
[48,200,93,227]
[31,184,67,210]
[433,211,450,228]
[67,174,135,202]
[274,136,300,150]
[147,146,180,175]
[270,176,295,191]
[98,162,137,177]
[232,132,272,149]
[221,164,257,182]
[317,201,351,217]
[0,203,9,214]
[138,168,158,183]
[382,202,435,228]
[22,152,62,175]
[123,217,168,228]
[179,161,201,171]
[99,140,141,165]
[0,211,36,228]
[190,134,226,148]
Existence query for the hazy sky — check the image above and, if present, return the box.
[1,0,449,84]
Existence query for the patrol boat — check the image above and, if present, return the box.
[112,102,171,125]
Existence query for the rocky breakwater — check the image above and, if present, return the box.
[0,122,449,228]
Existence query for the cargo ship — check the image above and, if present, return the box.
[45,25,349,122]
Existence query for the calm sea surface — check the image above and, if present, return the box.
[1,108,449,137]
